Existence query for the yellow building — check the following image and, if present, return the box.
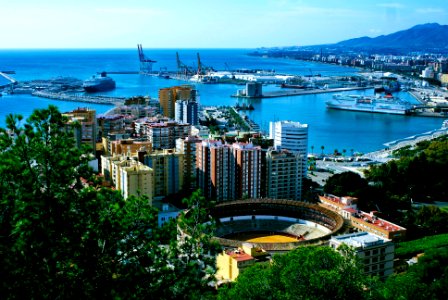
[440,73,448,86]
[216,244,269,282]
[158,85,195,119]
[120,163,153,202]
[101,155,153,203]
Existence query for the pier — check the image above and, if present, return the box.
[233,86,373,99]
[0,72,18,88]
[32,91,126,105]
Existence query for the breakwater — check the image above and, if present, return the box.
[32,91,126,105]
[232,86,373,99]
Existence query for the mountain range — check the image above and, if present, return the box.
[333,23,448,50]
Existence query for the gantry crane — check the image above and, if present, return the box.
[137,44,156,74]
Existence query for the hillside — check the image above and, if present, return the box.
[335,23,448,50]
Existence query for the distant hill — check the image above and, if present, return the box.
[334,23,448,50]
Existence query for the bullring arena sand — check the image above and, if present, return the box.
[225,232,304,243]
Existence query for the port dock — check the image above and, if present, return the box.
[32,91,126,105]
[232,86,373,99]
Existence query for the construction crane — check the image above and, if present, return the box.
[137,44,156,74]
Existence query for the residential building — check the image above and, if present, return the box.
[330,231,395,279]
[175,99,199,125]
[159,85,196,119]
[63,108,97,152]
[152,200,182,227]
[144,149,184,200]
[109,138,151,157]
[136,121,191,150]
[101,155,153,202]
[97,114,125,139]
[120,162,153,202]
[266,148,303,200]
[216,243,269,282]
[232,142,261,199]
[269,120,308,176]
[197,140,234,201]
[176,136,202,190]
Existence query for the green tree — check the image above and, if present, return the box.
[323,171,368,197]
[0,106,217,299]
[219,246,367,300]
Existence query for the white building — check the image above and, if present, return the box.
[330,231,395,279]
[269,120,308,176]
[175,100,199,125]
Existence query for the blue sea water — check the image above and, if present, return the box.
[0,49,443,153]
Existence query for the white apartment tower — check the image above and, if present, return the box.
[269,120,308,176]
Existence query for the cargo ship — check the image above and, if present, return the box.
[326,94,414,115]
[83,72,116,93]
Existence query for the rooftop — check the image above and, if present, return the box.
[225,249,254,262]
[349,210,405,233]
[332,231,390,248]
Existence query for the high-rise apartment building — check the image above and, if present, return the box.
[176,136,202,190]
[159,85,196,119]
[269,120,308,176]
[144,149,184,200]
[175,99,199,125]
[266,148,302,200]
[134,120,191,150]
[197,140,261,201]
[232,143,261,199]
[197,140,234,201]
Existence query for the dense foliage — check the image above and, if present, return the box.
[374,248,448,300]
[0,106,218,299]
[395,233,448,258]
[323,137,448,239]
[218,245,367,300]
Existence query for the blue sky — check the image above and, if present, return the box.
[1,0,447,48]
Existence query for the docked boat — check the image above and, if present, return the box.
[326,94,414,115]
[83,72,116,92]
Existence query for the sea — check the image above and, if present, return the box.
[0,48,444,153]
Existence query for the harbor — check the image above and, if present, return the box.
[256,86,373,98]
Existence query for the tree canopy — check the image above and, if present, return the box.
[0,106,218,299]
[218,245,367,300]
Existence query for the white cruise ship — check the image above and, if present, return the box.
[326,94,414,115]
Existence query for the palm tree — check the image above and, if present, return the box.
[342,149,347,156]
[350,148,354,157]
[311,145,314,155]
[320,145,325,156]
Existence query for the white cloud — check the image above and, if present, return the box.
[415,8,445,14]
[377,3,405,9]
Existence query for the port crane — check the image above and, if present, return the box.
[176,52,194,78]
[137,44,156,74]
[196,53,215,75]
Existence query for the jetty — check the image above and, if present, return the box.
[32,91,126,105]
[232,86,373,99]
